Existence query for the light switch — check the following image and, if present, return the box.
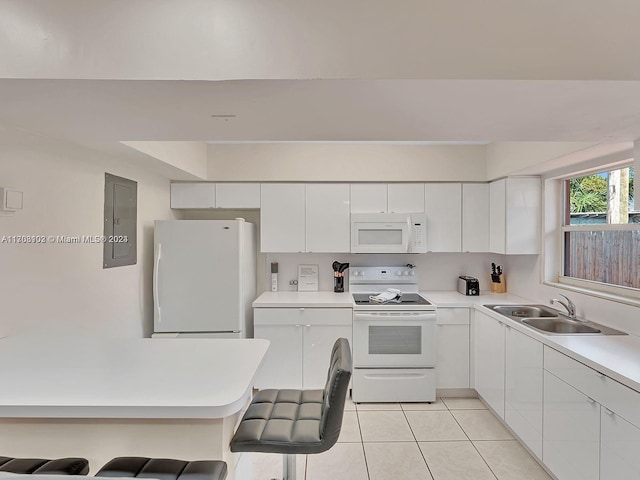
[0,187,23,212]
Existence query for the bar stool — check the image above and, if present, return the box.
[0,456,89,475]
[230,338,352,480]
[95,457,227,480]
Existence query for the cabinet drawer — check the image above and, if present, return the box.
[254,307,352,326]
[544,346,640,428]
[352,368,436,403]
[436,308,470,325]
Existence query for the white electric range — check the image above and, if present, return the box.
[349,266,437,403]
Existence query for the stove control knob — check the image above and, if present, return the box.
[353,271,359,276]
[396,271,402,276]
[409,270,415,276]
[403,271,409,276]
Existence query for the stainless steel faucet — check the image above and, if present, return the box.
[550,294,577,319]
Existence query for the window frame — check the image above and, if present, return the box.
[554,162,639,301]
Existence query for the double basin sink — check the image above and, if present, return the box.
[484,304,627,335]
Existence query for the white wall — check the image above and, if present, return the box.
[122,141,208,180]
[0,135,176,338]
[264,252,503,294]
[208,144,487,182]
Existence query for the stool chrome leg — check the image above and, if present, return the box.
[282,454,297,480]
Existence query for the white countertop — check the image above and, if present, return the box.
[474,304,640,393]
[253,289,640,394]
[0,336,269,419]
[420,290,531,307]
[253,291,354,307]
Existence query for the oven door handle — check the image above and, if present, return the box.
[354,312,435,322]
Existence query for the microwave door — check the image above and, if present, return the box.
[355,223,405,253]
[404,217,411,253]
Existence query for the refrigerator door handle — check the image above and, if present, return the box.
[154,243,162,322]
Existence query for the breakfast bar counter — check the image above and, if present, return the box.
[0,336,269,475]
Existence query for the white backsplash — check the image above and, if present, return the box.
[264,252,505,293]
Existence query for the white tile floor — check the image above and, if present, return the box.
[238,396,552,480]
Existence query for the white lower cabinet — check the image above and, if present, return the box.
[302,322,351,389]
[473,310,505,418]
[600,407,640,480]
[253,324,303,389]
[436,308,470,389]
[543,345,640,480]
[253,307,352,390]
[543,370,600,480]
[505,326,543,459]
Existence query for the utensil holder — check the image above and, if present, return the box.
[334,275,344,293]
[490,274,506,293]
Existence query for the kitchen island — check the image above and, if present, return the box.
[0,336,269,476]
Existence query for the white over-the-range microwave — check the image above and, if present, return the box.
[351,213,427,254]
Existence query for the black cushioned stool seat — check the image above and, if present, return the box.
[95,457,227,480]
[231,338,352,480]
[0,456,89,475]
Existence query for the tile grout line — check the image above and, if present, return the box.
[353,400,372,480]
[401,400,436,480]
[446,405,500,480]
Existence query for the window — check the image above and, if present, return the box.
[560,166,639,294]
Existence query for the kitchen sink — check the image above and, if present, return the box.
[484,304,627,336]
[522,317,601,334]
[490,305,558,318]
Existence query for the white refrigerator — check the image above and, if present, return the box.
[152,219,256,338]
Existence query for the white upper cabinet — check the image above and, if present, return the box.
[260,183,306,252]
[215,183,260,208]
[350,184,388,213]
[170,183,216,208]
[424,183,462,252]
[387,184,425,213]
[489,177,541,254]
[350,183,425,213]
[171,182,261,209]
[306,184,350,253]
[462,183,490,252]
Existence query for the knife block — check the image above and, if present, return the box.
[490,274,506,293]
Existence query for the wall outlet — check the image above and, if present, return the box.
[289,279,298,291]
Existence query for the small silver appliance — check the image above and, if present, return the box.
[457,276,479,296]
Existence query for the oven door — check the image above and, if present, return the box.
[353,311,436,368]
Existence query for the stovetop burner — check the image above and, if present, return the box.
[352,293,432,306]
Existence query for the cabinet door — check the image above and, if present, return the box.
[543,371,600,480]
[436,308,470,389]
[388,184,425,213]
[170,183,216,208]
[253,324,303,389]
[489,179,506,254]
[350,184,387,213]
[462,183,490,252]
[474,310,505,418]
[424,183,462,252]
[303,324,352,389]
[260,184,306,252]
[505,327,543,459]
[505,177,541,254]
[601,408,640,480]
[215,183,260,208]
[306,184,350,253]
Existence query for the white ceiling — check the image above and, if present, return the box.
[1,79,640,148]
[2,1,640,152]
